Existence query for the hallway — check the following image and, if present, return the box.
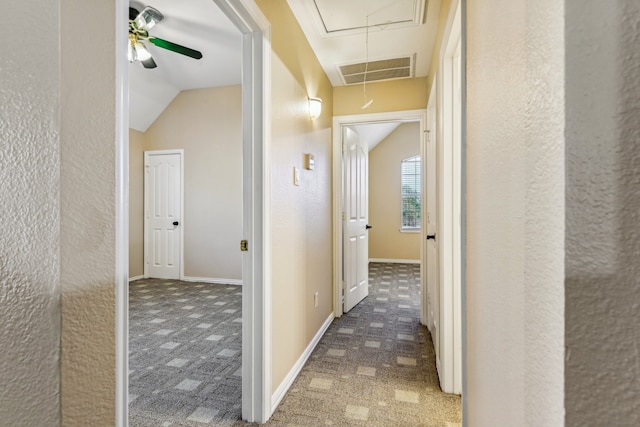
[256,263,461,426]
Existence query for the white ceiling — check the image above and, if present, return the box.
[129,0,442,131]
[129,0,241,131]
[287,0,441,87]
[349,122,402,151]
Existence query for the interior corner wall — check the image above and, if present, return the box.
[1,0,62,424]
[142,85,243,281]
[129,129,146,278]
[368,122,421,261]
[333,78,428,117]
[426,0,452,98]
[565,1,640,425]
[466,0,565,425]
[255,0,335,395]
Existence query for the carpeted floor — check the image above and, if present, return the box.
[129,263,461,426]
[260,263,461,427]
[129,279,243,426]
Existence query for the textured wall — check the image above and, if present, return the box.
[0,0,62,425]
[59,0,116,424]
[144,86,243,280]
[565,1,640,425]
[369,123,421,261]
[466,0,565,425]
[255,0,334,395]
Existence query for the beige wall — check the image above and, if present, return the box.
[368,123,421,261]
[129,129,145,278]
[132,85,243,281]
[466,0,565,425]
[60,0,118,423]
[333,77,428,117]
[426,0,452,97]
[256,0,334,394]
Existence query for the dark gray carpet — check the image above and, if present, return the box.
[262,262,461,427]
[129,279,243,426]
[129,263,461,426]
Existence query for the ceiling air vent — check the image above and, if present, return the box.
[338,55,414,85]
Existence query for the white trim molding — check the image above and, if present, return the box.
[115,0,129,423]
[182,276,243,286]
[369,258,421,264]
[211,0,273,423]
[128,275,144,282]
[271,314,334,412]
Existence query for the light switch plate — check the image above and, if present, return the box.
[305,153,315,170]
[294,167,300,186]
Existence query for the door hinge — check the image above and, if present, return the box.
[342,212,346,221]
[240,240,248,252]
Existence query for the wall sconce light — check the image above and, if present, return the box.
[308,97,322,120]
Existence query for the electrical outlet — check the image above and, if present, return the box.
[314,291,319,308]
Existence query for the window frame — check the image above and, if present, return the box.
[400,155,421,231]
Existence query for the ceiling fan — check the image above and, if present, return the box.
[128,6,203,69]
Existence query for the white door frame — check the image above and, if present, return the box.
[143,149,185,280]
[332,110,427,319]
[436,0,462,395]
[422,81,438,330]
[114,0,272,425]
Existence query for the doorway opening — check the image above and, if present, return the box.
[341,119,424,314]
[332,110,428,319]
[332,101,462,397]
[332,109,462,422]
[115,0,272,425]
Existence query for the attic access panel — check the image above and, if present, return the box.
[314,0,426,33]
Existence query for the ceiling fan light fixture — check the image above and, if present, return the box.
[127,42,136,62]
[134,41,152,61]
[135,6,164,31]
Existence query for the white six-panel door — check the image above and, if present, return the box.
[144,150,183,280]
[343,127,369,312]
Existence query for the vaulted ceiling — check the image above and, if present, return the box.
[129,0,439,144]
[129,0,241,131]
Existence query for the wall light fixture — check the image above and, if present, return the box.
[308,97,322,120]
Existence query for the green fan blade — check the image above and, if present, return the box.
[148,37,202,60]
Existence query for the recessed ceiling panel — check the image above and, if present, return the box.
[314,0,424,33]
[287,0,440,87]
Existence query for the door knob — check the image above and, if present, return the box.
[427,234,436,240]
[173,221,179,226]
[366,224,372,230]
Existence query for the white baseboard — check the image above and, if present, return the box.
[271,313,334,413]
[182,276,243,286]
[369,258,420,265]
[128,275,144,282]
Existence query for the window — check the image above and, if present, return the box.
[401,155,421,230]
